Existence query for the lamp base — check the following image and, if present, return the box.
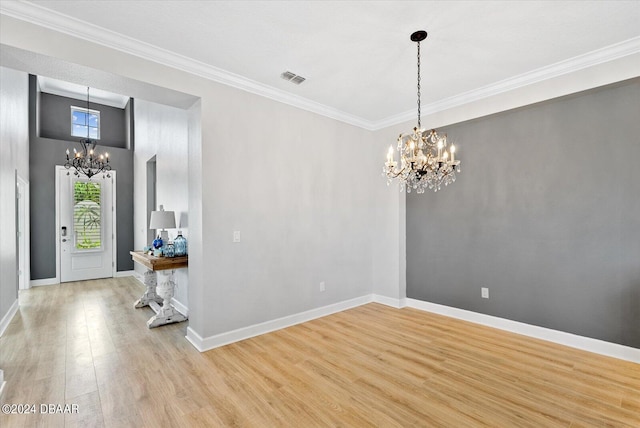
[160,230,169,242]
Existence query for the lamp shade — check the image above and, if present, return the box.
[149,210,176,230]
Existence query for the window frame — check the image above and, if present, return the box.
[70,106,101,140]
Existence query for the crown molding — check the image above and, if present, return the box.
[2,1,638,132]
[0,1,377,130]
[376,36,640,130]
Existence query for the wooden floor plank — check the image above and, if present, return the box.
[1,277,638,427]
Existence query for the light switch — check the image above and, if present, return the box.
[233,231,241,243]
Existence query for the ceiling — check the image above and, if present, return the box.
[3,1,640,128]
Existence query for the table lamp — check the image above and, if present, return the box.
[149,205,176,242]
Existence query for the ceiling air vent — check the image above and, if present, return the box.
[280,71,306,85]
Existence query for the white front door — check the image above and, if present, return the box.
[58,167,115,282]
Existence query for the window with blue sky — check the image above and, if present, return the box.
[71,106,100,140]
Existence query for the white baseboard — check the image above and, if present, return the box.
[171,298,188,317]
[186,295,373,352]
[372,294,407,309]
[184,292,639,363]
[185,327,206,352]
[0,299,19,337]
[406,298,640,364]
[31,272,135,285]
[30,278,58,287]
[114,270,135,278]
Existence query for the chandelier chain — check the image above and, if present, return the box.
[86,86,90,136]
[417,40,421,129]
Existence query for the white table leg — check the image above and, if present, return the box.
[133,269,163,308]
[146,269,188,328]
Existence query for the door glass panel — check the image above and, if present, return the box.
[73,180,102,250]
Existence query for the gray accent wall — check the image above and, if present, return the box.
[406,78,640,348]
[39,92,128,148]
[29,75,134,279]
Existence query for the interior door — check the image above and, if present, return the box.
[59,167,114,282]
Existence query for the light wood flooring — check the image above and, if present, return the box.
[1,277,638,427]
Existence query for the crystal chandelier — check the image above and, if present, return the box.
[383,30,460,193]
[64,87,111,179]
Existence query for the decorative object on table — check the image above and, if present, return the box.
[149,205,175,242]
[383,30,461,194]
[174,231,187,256]
[63,87,111,180]
[153,248,163,257]
[152,236,163,249]
[164,242,175,258]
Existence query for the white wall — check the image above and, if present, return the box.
[0,66,29,326]
[198,86,379,336]
[134,99,189,308]
[371,126,406,302]
[187,100,203,334]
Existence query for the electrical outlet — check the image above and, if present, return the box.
[481,287,489,299]
[319,281,325,292]
[233,231,241,243]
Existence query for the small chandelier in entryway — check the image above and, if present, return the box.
[383,30,460,193]
[64,87,111,179]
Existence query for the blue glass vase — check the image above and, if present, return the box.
[174,231,187,256]
[164,242,175,258]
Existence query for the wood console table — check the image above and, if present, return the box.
[130,251,188,328]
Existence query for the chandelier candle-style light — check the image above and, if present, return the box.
[64,87,111,179]
[384,30,460,193]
